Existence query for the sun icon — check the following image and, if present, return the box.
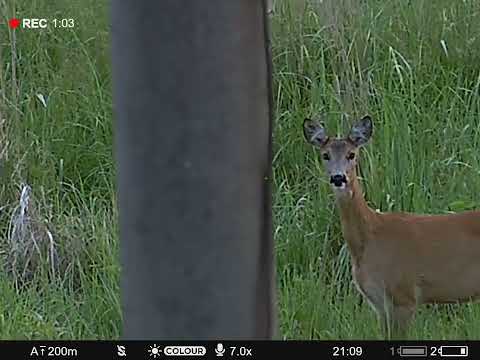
[147,344,162,358]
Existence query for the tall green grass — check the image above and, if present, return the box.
[273,0,480,339]
[1,0,480,339]
[0,0,119,338]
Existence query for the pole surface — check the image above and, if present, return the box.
[111,0,277,339]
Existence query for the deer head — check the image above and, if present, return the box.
[303,115,373,194]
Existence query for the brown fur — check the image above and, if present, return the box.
[340,170,480,337]
[304,116,480,338]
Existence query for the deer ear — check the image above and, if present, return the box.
[348,115,373,147]
[303,118,329,148]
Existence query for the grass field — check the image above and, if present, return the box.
[1,0,480,339]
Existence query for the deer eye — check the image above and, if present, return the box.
[347,152,355,160]
[322,153,330,161]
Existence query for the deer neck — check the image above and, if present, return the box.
[334,172,375,264]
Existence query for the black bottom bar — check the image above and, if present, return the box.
[0,341,476,359]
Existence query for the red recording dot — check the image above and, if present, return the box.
[9,18,20,29]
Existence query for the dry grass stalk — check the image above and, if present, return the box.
[7,184,57,284]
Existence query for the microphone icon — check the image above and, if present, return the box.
[215,343,225,357]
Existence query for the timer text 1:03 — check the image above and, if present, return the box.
[52,19,75,28]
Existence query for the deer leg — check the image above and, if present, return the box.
[352,274,394,338]
[371,301,392,339]
[364,291,415,339]
[387,304,415,340]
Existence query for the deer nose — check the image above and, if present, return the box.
[330,174,347,187]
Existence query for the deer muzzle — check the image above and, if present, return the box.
[330,174,347,187]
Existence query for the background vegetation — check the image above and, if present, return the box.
[1,0,480,339]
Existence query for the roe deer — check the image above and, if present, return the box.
[303,115,480,338]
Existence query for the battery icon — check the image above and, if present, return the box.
[439,346,468,357]
[399,346,427,357]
